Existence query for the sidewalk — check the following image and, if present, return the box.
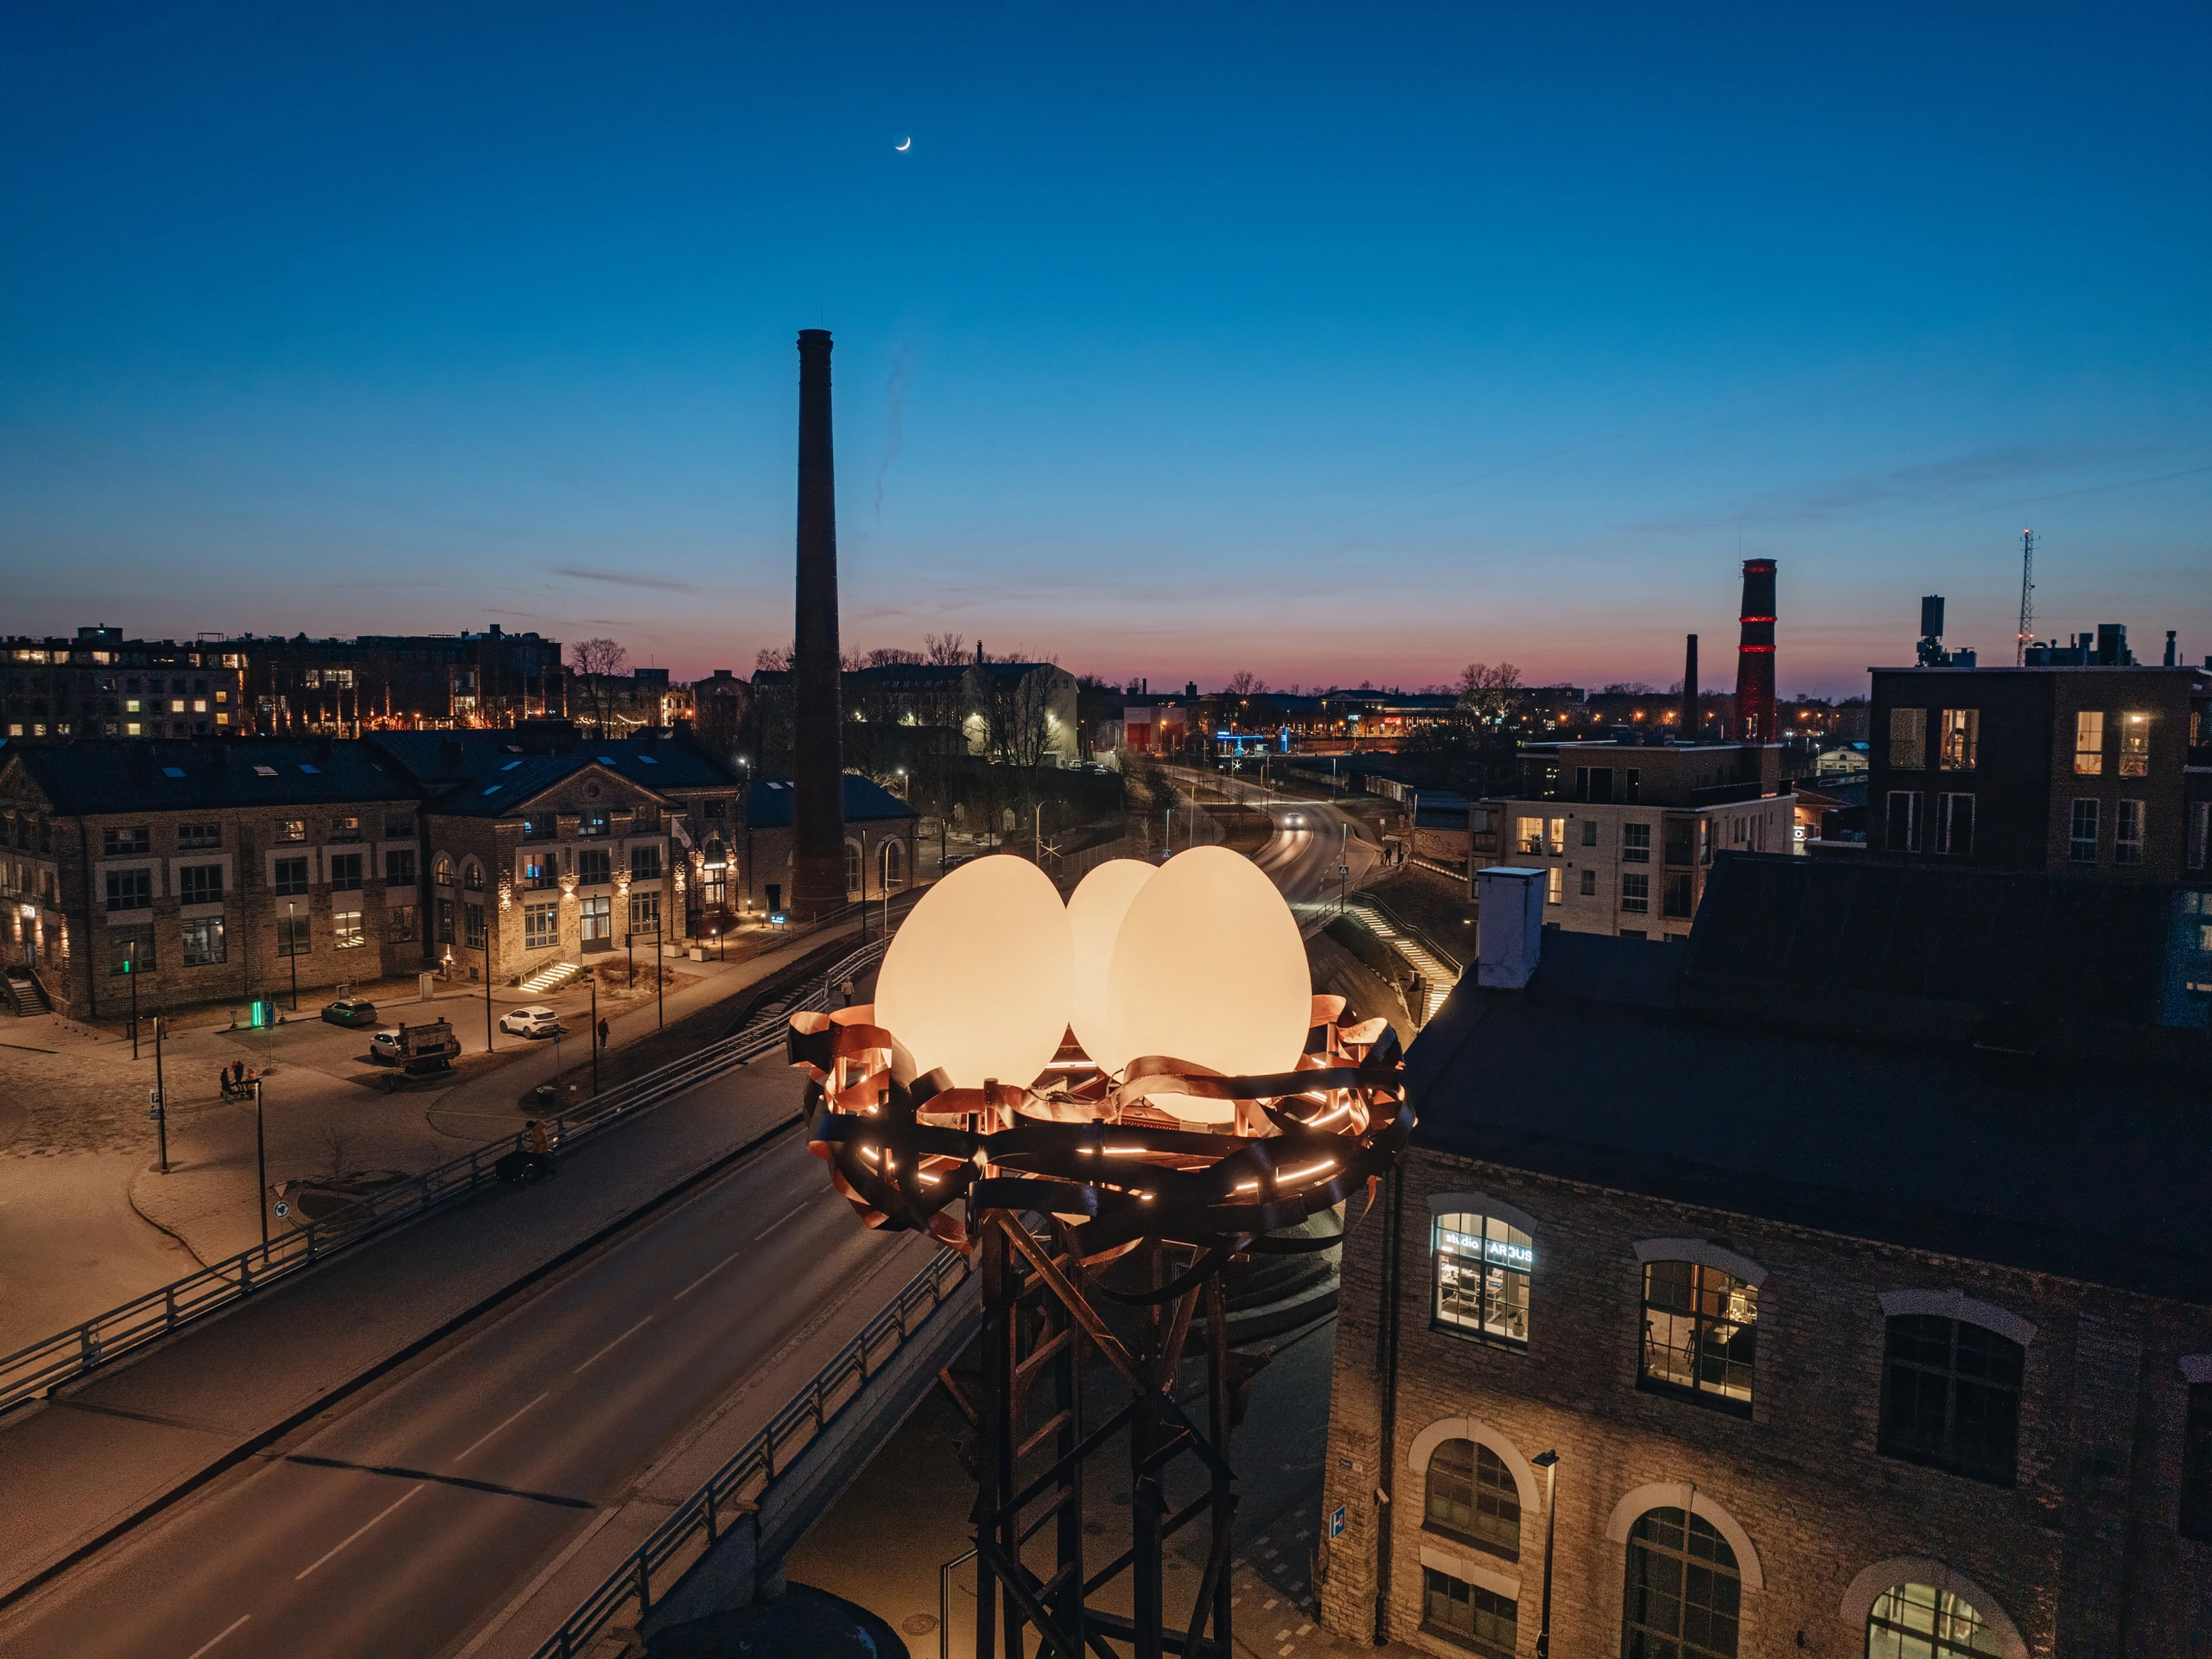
[0,914,877,1355]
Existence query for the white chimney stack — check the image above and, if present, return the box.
[1476,868,1547,990]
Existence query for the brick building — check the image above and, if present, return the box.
[734,773,918,918]
[3,626,247,741]
[0,740,424,1017]
[1319,855,2212,1659]
[225,625,566,734]
[1867,659,2211,880]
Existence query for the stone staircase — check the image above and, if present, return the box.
[2,968,50,1018]
[1344,898,1459,1023]
[518,959,586,996]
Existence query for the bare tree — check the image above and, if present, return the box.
[924,632,967,667]
[571,638,628,735]
[1455,661,1523,728]
[1224,670,1268,696]
[754,645,793,674]
[866,646,925,667]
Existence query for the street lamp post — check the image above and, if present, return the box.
[1531,1450,1560,1658]
[126,947,139,1060]
[626,930,636,990]
[656,927,664,1030]
[483,932,494,1054]
[589,972,600,1097]
[152,1014,168,1175]
[254,1077,269,1248]
[285,900,300,1012]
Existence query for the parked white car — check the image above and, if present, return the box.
[369,1028,405,1065]
[499,1006,563,1039]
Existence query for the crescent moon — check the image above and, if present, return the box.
[896,137,912,151]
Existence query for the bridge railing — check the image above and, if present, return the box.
[0,937,888,1415]
[531,1243,975,1658]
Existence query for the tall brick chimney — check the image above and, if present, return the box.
[791,328,847,918]
[1681,633,1698,740]
[1734,559,1777,744]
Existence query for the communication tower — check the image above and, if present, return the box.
[2015,528,2036,667]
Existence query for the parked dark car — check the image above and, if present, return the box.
[322,998,378,1029]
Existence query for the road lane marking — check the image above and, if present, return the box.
[184,1614,251,1658]
[675,1249,744,1300]
[573,1316,652,1374]
[452,1507,620,1659]
[457,1389,550,1461]
[295,1483,425,1580]
[753,1201,810,1241]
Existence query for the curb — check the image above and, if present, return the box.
[0,1111,805,1619]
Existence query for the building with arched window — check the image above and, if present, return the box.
[1319,854,2212,1656]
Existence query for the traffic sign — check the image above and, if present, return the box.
[149,1107,163,1122]
[273,1202,290,1220]
[149,1089,162,1106]
[1329,1505,1346,1539]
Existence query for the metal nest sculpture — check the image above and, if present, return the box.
[789,849,1414,1281]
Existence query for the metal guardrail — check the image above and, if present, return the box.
[531,1243,974,1659]
[0,937,889,1415]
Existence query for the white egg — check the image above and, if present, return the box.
[1103,845,1310,1118]
[875,854,1073,1090]
[1066,859,1155,1069]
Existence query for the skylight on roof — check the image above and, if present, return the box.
[505,745,523,753]
[637,754,657,764]
[300,764,319,774]
[253,765,277,777]
[162,766,185,778]
[598,756,614,765]
[501,760,522,771]
[482,785,501,796]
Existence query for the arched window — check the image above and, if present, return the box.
[1866,1581,2006,1657]
[882,838,905,891]
[1624,1508,1739,1659]
[435,855,454,887]
[1424,1439,1520,1560]
[1433,1209,1532,1345]
[844,840,862,897]
[1640,1261,1758,1414]
[462,861,484,892]
[1878,1316,2024,1486]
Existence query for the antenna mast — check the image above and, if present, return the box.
[2014,528,2036,666]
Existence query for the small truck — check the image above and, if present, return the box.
[375,1017,462,1076]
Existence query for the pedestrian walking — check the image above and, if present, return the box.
[597,1016,610,1049]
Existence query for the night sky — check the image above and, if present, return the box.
[4,3,2207,696]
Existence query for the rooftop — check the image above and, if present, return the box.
[744,774,918,829]
[2,739,413,815]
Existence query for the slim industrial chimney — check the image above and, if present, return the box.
[1734,559,1777,745]
[1681,634,1698,739]
[791,328,847,919]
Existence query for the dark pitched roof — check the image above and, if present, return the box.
[745,775,918,830]
[367,731,740,817]
[1407,855,2212,1303]
[3,740,413,816]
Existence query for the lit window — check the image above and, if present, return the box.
[1546,817,1565,855]
[524,901,559,950]
[333,908,365,950]
[1545,866,1562,906]
[1621,872,1649,913]
[629,891,661,934]
[1432,1210,1531,1345]
[276,819,307,843]
[2119,713,2149,777]
[1623,1509,1739,1659]
[580,893,613,940]
[181,917,226,965]
[387,904,418,943]
[1516,816,1544,855]
[2115,800,2145,867]
[1889,707,1926,769]
[1939,709,1978,770]
[1424,1440,1521,1562]
[2075,711,2105,775]
[1878,1315,2024,1486]
[2069,799,2099,864]
[1640,1261,1758,1413]
[1866,1580,2007,1658]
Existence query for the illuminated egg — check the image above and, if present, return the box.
[1103,844,1310,1121]
[876,854,1072,1090]
[1066,859,1155,1069]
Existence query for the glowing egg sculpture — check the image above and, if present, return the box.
[792,841,1411,1257]
[874,855,1072,1090]
[1064,858,1154,1075]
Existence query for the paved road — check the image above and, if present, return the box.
[0,1073,930,1659]
[1160,766,1384,926]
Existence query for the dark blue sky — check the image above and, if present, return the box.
[4,3,2207,694]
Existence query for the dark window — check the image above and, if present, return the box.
[103,826,149,856]
[436,897,455,944]
[1579,868,1597,898]
[577,810,610,838]
[1878,1315,2024,1486]
[629,891,661,933]
[385,849,416,886]
[1580,817,1599,847]
[702,798,728,821]
[1433,1210,1531,1345]
[522,813,556,842]
[2182,1382,2212,1541]
[1622,1507,1739,1659]
[2069,799,2099,864]
[328,853,364,891]
[1936,792,1974,856]
[277,911,311,957]
[2115,799,2145,867]
[178,864,223,906]
[463,862,484,892]
[1621,873,1649,914]
[1639,1261,1758,1414]
[464,900,485,950]
[105,868,153,912]
[631,845,662,881]
[1623,823,1651,862]
[577,849,612,886]
[1886,791,1923,853]
[273,856,310,897]
[632,803,659,831]
[1421,1568,1516,1659]
[1425,1439,1520,1561]
[178,823,221,850]
[1662,872,1694,918]
[110,930,154,976]
[385,813,416,839]
[388,904,418,943]
[1664,820,1694,866]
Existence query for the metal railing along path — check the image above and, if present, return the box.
[530,1244,974,1659]
[0,937,889,1415]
